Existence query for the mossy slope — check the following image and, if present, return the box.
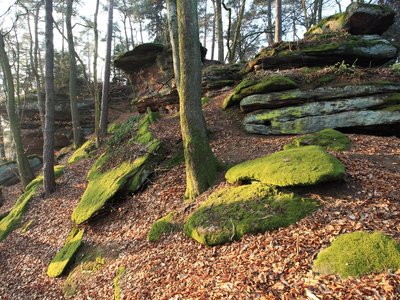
[0,165,65,242]
[71,112,161,224]
[47,227,84,278]
[223,76,298,109]
[147,211,180,242]
[225,145,345,187]
[67,138,96,164]
[313,231,400,278]
[284,129,351,151]
[184,183,319,246]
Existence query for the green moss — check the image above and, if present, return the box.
[184,183,319,246]
[163,148,184,170]
[0,166,65,242]
[72,111,162,224]
[47,227,84,278]
[382,104,400,112]
[391,63,400,75]
[201,97,210,107]
[107,115,141,148]
[226,145,345,187]
[67,138,96,164]
[384,93,400,105]
[223,76,298,109]
[107,122,121,134]
[313,231,400,278]
[114,266,126,300]
[147,211,181,242]
[284,129,351,151]
[305,13,347,37]
[20,219,34,233]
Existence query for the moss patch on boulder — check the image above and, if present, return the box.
[313,231,400,278]
[223,76,298,109]
[67,138,96,164]
[305,13,347,38]
[0,165,65,242]
[284,129,351,151]
[47,227,84,278]
[147,211,181,242]
[71,112,162,224]
[226,145,345,187]
[184,183,319,246]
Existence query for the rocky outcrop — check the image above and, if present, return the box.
[0,155,42,186]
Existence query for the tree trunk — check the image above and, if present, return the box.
[222,2,232,62]
[203,0,208,47]
[228,0,246,63]
[34,2,45,132]
[167,0,180,90]
[44,0,56,194]
[211,0,216,60]
[0,33,34,189]
[215,0,224,62]
[99,0,114,137]
[66,0,82,149]
[274,0,282,43]
[94,0,100,147]
[267,0,274,45]
[177,0,219,200]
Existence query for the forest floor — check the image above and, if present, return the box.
[0,90,399,299]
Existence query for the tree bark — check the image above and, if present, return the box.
[228,0,246,63]
[167,0,180,90]
[44,0,56,194]
[211,0,216,60]
[93,0,100,147]
[267,0,274,45]
[215,0,224,62]
[66,0,82,149]
[177,0,219,200]
[99,0,114,137]
[0,33,34,189]
[274,0,282,43]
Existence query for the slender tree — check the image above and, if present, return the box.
[166,0,180,90]
[0,32,34,189]
[177,0,219,200]
[66,0,82,148]
[274,0,282,43]
[215,0,224,62]
[93,0,101,147]
[99,0,114,137]
[228,0,246,63]
[43,0,56,194]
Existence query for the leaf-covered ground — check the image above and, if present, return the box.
[0,91,399,299]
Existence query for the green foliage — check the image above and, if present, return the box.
[184,183,319,246]
[284,129,351,151]
[331,60,358,76]
[391,63,400,75]
[147,211,180,242]
[0,165,65,242]
[47,227,84,278]
[113,266,126,300]
[223,76,298,109]
[67,138,96,164]
[225,146,345,187]
[313,231,400,278]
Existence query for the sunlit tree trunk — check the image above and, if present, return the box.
[167,0,180,90]
[211,0,216,60]
[44,0,56,194]
[99,0,114,137]
[267,0,274,45]
[215,0,224,62]
[274,0,282,43]
[228,0,246,63]
[93,0,100,147]
[0,33,34,189]
[177,0,219,200]
[66,0,83,148]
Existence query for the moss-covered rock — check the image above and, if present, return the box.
[284,129,351,151]
[305,13,347,38]
[313,231,400,278]
[71,112,162,224]
[147,211,180,242]
[114,266,126,300]
[226,146,345,187]
[0,165,65,242]
[223,76,298,109]
[184,183,319,246]
[67,138,96,164]
[47,227,84,278]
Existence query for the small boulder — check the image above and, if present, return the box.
[184,183,319,246]
[345,3,395,35]
[225,145,345,187]
[313,231,400,278]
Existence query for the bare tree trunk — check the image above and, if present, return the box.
[166,0,180,90]
[318,0,323,22]
[274,0,282,43]
[177,0,219,200]
[267,0,274,45]
[93,0,100,147]
[66,0,82,149]
[0,33,34,189]
[211,0,216,60]
[228,0,246,63]
[222,2,232,62]
[215,0,224,62]
[44,0,56,194]
[99,0,114,137]
[302,0,310,30]
[34,2,45,132]
[203,0,208,47]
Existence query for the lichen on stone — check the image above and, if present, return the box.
[313,231,400,278]
[225,145,345,187]
[284,129,352,151]
[184,183,319,246]
[47,227,84,278]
